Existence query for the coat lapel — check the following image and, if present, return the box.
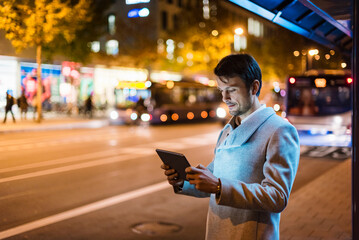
[227,107,276,146]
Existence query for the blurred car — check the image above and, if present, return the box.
[109,108,152,125]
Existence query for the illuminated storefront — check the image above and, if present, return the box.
[0,57,18,109]
[61,61,81,105]
[94,66,148,107]
[79,67,94,103]
[150,70,182,83]
[20,62,62,108]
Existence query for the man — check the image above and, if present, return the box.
[84,95,94,118]
[3,91,16,123]
[161,53,300,240]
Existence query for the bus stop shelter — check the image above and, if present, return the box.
[227,0,357,238]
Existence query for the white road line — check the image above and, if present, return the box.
[0,181,170,239]
[0,132,218,174]
[0,149,127,174]
[0,190,32,201]
[0,132,134,151]
[0,132,218,183]
[0,154,142,184]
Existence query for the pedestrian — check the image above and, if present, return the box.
[3,91,16,123]
[161,53,300,240]
[135,96,145,115]
[84,95,94,118]
[17,91,29,120]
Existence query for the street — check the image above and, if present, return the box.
[0,122,350,240]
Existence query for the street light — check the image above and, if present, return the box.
[308,49,319,56]
[234,27,246,52]
[293,48,319,72]
[307,49,319,70]
[234,27,244,35]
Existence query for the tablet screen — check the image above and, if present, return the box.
[156,149,191,181]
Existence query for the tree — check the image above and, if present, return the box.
[42,0,113,64]
[0,0,91,122]
[160,4,234,75]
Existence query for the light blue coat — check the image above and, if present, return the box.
[178,107,300,240]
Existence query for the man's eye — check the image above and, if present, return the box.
[228,89,236,93]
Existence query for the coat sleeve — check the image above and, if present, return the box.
[174,160,214,198]
[216,124,300,213]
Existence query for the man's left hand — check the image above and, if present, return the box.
[185,164,219,193]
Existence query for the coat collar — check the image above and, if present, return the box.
[223,107,276,147]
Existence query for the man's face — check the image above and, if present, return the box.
[217,76,254,117]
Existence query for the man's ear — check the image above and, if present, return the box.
[251,80,260,95]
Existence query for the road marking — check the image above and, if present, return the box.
[0,131,135,151]
[0,181,170,239]
[0,190,33,201]
[0,154,144,184]
[0,149,127,174]
[306,146,338,158]
[0,132,218,174]
[0,132,218,183]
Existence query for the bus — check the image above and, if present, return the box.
[109,78,226,125]
[284,69,352,146]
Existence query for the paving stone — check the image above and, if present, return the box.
[280,159,351,239]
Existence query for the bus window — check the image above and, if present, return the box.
[287,76,351,116]
[288,88,318,116]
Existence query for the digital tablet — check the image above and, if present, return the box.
[156,149,191,181]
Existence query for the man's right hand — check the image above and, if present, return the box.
[161,164,184,187]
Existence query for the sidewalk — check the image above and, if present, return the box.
[0,112,109,133]
[281,158,352,240]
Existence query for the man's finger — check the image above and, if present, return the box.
[189,179,197,185]
[196,164,206,169]
[164,169,176,176]
[168,173,179,180]
[161,164,170,170]
[186,173,197,180]
[185,166,202,173]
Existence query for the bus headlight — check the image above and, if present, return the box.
[141,113,151,122]
[333,116,343,125]
[130,113,138,120]
[216,107,227,118]
[110,111,119,120]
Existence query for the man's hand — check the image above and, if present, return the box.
[186,164,219,193]
[161,164,184,187]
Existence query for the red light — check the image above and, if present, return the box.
[289,77,296,84]
[347,78,353,84]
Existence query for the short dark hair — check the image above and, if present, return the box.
[214,53,262,96]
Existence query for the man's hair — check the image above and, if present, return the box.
[214,53,262,96]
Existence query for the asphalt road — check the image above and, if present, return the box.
[0,123,349,240]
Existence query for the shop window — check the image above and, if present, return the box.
[91,41,100,53]
[248,17,263,37]
[106,40,119,55]
[108,14,116,35]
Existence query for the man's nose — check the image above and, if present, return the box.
[222,91,230,101]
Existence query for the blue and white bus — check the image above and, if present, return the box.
[285,69,352,147]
